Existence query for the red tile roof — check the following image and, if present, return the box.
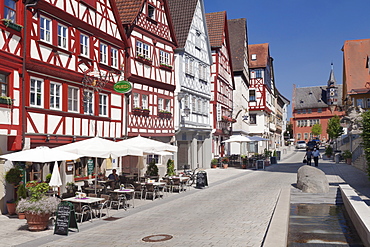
[205,11,226,48]
[168,0,198,48]
[228,18,247,72]
[115,0,144,24]
[248,43,269,68]
[342,39,370,95]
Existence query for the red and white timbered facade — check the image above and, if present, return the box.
[5,0,128,150]
[0,0,24,152]
[206,12,234,158]
[117,0,177,141]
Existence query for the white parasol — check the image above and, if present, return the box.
[49,161,62,195]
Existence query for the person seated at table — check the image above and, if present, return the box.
[108,169,120,189]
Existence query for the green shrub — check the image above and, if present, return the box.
[325,145,333,156]
[5,167,23,186]
[342,150,352,159]
[166,159,175,176]
[146,160,158,176]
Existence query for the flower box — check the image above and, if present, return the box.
[136,55,152,65]
[160,64,173,71]
[2,19,23,32]
[158,111,172,119]
[142,109,150,117]
[0,97,13,105]
[132,108,143,116]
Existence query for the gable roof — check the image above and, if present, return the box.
[205,11,226,48]
[293,85,343,110]
[342,39,370,95]
[116,0,143,24]
[248,43,269,68]
[168,0,198,48]
[228,18,247,72]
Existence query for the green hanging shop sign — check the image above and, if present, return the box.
[114,81,132,94]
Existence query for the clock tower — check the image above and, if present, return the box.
[327,63,338,112]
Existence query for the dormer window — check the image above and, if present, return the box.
[251,54,257,60]
[148,4,155,19]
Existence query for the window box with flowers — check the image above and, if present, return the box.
[142,109,150,117]
[2,19,23,32]
[160,63,173,71]
[158,110,172,119]
[136,54,152,65]
[132,107,143,116]
[0,96,13,105]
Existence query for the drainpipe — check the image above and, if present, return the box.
[22,0,39,149]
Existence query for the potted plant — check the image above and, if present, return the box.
[241,155,248,169]
[132,107,142,116]
[146,160,159,177]
[342,150,352,165]
[66,182,78,194]
[142,108,150,117]
[211,158,218,168]
[5,167,23,215]
[16,182,27,219]
[221,157,229,169]
[166,159,175,176]
[16,181,60,231]
[325,145,333,158]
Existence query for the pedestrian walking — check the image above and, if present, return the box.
[312,148,321,167]
[304,148,313,166]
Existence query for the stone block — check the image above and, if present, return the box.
[297,165,329,193]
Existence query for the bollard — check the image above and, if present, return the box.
[334,153,341,164]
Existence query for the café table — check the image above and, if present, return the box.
[112,189,135,209]
[63,196,105,223]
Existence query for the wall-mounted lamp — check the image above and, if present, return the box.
[183,106,190,117]
[46,134,50,142]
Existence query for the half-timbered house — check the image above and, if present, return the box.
[205,11,234,158]
[227,18,250,157]
[116,0,177,173]
[248,43,276,153]
[168,0,212,169]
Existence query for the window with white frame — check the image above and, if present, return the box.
[304,133,308,140]
[100,43,108,64]
[50,82,61,110]
[111,48,118,68]
[136,41,150,60]
[185,57,189,74]
[184,95,189,108]
[297,133,301,140]
[191,97,196,112]
[99,94,108,116]
[249,114,257,124]
[80,33,89,57]
[133,93,139,108]
[317,108,322,113]
[142,95,148,109]
[159,50,170,66]
[158,98,163,111]
[203,101,207,115]
[4,0,16,22]
[147,154,159,164]
[356,98,363,108]
[30,78,43,107]
[197,99,201,113]
[68,86,78,112]
[40,16,51,43]
[83,90,94,115]
[255,69,262,78]
[147,4,155,19]
[249,90,256,101]
[57,24,67,49]
[165,99,170,111]
[0,73,8,97]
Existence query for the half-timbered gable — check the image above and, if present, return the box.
[206,11,234,158]
[168,0,212,169]
[116,0,177,141]
[17,0,128,149]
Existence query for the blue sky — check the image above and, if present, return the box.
[203,0,370,118]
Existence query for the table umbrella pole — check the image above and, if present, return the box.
[95,157,98,195]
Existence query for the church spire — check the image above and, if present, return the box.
[327,62,336,87]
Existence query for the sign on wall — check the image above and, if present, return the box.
[114,81,132,94]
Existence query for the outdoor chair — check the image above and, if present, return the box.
[91,194,111,219]
[171,178,182,193]
[74,203,93,223]
[144,183,158,200]
[133,182,144,200]
[109,192,126,210]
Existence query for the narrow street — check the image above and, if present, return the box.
[19,151,302,247]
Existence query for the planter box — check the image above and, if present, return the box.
[0,97,13,105]
[132,109,142,116]
[2,19,22,32]
[142,110,150,117]
[136,56,152,65]
[158,112,172,119]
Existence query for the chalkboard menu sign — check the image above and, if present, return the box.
[87,159,94,175]
[54,201,78,235]
[196,171,208,189]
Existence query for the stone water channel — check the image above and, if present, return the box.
[287,186,363,246]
